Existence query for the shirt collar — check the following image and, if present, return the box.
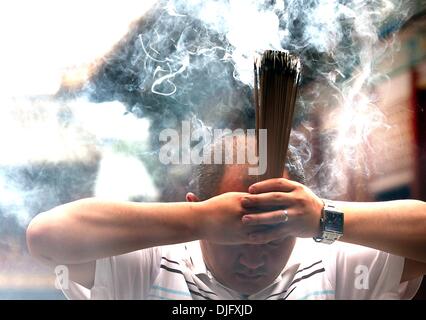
[184,240,208,275]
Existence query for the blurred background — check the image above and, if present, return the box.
[0,0,425,299]
[300,4,426,298]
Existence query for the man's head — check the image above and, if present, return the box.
[186,134,304,295]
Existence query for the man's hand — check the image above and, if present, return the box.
[240,178,324,243]
[196,192,269,245]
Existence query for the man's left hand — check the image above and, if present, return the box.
[241,178,324,243]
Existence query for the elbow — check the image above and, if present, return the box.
[26,203,90,265]
[26,213,53,263]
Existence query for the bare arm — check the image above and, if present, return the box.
[339,199,426,282]
[27,199,202,265]
[26,192,261,268]
[27,193,260,289]
[241,178,426,281]
[26,199,204,289]
[338,200,426,263]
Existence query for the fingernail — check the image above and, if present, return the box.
[248,186,256,193]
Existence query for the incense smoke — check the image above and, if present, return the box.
[0,0,414,232]
[0,97,157,229]
[76,0,412,197]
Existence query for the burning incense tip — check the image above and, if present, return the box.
[254,50,301,180]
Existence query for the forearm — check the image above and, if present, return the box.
[27,198,203,265]
[242,178,426,263]
[338,199,426,263]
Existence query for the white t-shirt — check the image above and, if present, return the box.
[62,238,423,300]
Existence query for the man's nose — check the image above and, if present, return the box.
[238,246,265,270]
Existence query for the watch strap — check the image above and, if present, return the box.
[313,199,343,244]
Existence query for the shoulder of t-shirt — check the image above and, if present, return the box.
[305,240,412,299]
[291,239,331,272]
[291,239,393,286]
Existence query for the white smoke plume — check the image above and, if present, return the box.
[78,0,413,197]
[0,0,416,228]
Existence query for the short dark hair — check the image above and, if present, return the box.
[189,133,305,200]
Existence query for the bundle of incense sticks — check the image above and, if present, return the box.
[254,50,301,180]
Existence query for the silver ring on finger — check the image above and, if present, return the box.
[282,210,289,223]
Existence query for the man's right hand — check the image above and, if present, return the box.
[195,192,266,244]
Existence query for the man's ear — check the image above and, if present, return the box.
[186,192,200,202]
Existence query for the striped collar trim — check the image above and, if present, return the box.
[184,240,209,275]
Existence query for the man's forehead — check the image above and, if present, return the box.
[217,165,258,193]
[217,164,290,194]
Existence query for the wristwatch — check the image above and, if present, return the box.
[313,199,344,244]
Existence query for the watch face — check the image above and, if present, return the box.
[324,210,344,233]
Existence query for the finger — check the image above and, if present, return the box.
[242,209,293,226]
[248,225,289,244]
[248,178,298,194]
[242,192,294,208]
[243,206,286,214]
